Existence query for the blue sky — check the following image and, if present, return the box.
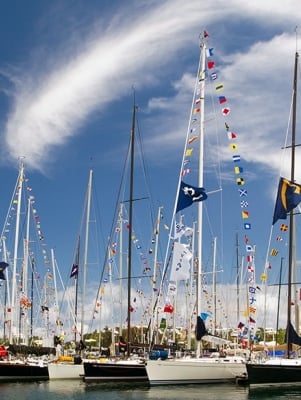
[1,0,301,339]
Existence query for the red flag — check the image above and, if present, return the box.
[163,304,174,313]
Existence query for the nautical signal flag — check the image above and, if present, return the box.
[0,261,9,280]
[227,131,236,140]
[160,318,167,329]
[188,135,198,144]
[218,96,227,104]
[280,224,288,231]
[215,83,224,91]
[270,249,278,256]
[236,178,245,185]
[242,211,249,219]
[222,107,230,115]
[70,263,79,278]
[239,189,247,197]
[163,304,174,313]
[249,306,256,314]
[272,177,301,225]
[207,60,215,69]
[176,181,207,213]
[234,166,243,174]
[206,47,214,57]
[260,273,267,281]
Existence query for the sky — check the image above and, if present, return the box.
[1,0,301,343]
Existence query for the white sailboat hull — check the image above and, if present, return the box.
[48,362,83,380]
[146,357,246,385]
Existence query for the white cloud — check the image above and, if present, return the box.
[4,0,300,171]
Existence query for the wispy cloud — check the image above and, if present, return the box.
[2,1,206,170]
[1,0,301,176]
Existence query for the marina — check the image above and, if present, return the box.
[1,0,301,394]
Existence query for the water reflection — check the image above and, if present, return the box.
[2,380,301,400]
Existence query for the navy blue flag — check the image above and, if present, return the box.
[272,177,301,225]
[0,261,9,280]
[285,321,301,346]
[176,181,207,213]
[70,263,79,278]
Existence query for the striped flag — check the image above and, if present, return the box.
[232,155,241,162]
[181,169,191,176]
[215,83,224,91]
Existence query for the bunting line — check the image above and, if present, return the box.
[205,36,257,337]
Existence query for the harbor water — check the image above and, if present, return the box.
[1,380,301,400]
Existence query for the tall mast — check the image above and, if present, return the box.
[74,237,80,343]
[286,51,298,357]
[118,203,124,336]
[21,195,31,344]
[235,232,240,321]
[127,97,136,356]
[212,237,217,335]
[150,206,163,344]
[81,169,93,338]
[196,38,206,357]
[10,161,24,343]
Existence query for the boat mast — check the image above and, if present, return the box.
[196,37,206,357]
[235,232,240,323]
[118,203,124,338]
[81,169,93,339]
[286,51,298,357]
[10,161,24,343]
[126,97,136,356]
[275,257,284,347]
[74,237,80,343]
[212,237,217,335]
[1,239,9,341]
[149,206,163,344]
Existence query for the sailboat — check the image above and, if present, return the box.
[145,32,247,385]
[83,99,148,383]
[48,169,94,380]
[246,51,301,385]
[0,162,50,382]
